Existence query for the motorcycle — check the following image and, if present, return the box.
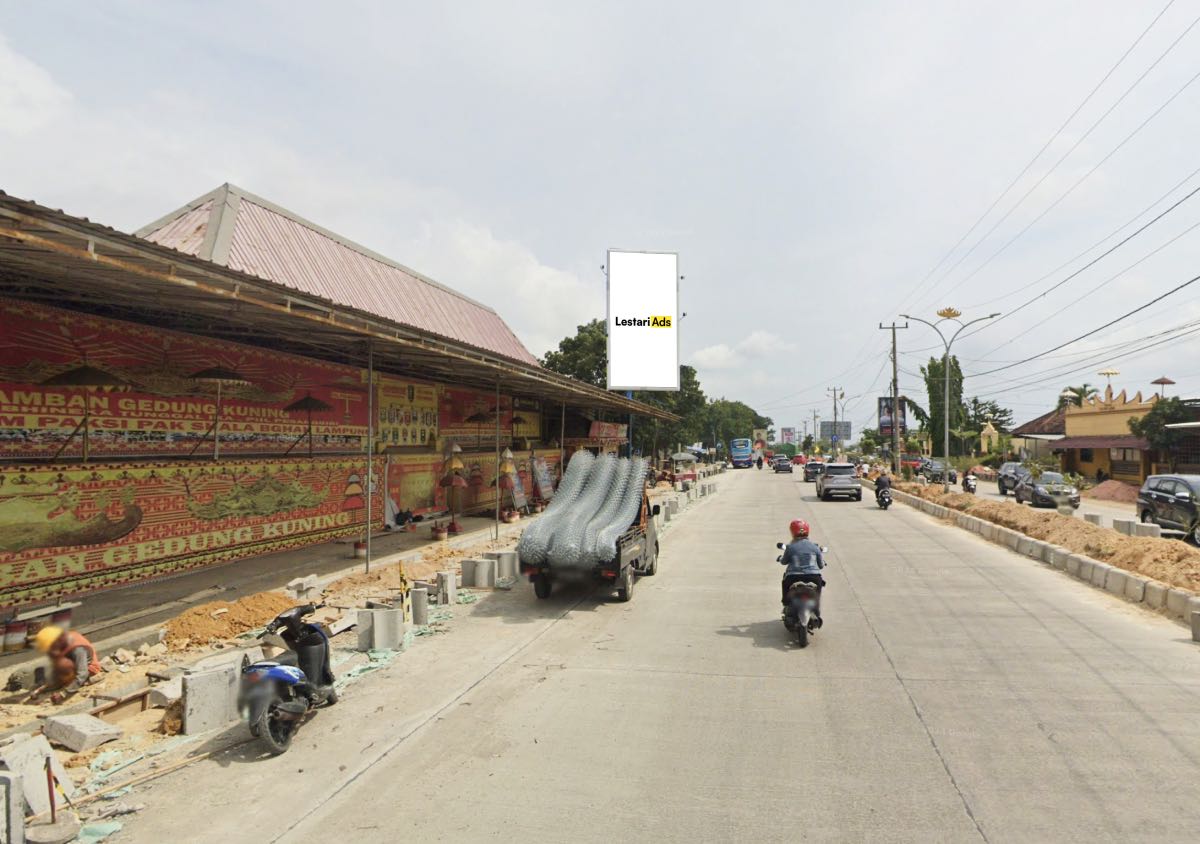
[962,474,977,494]
[877,487,892,510]
[776,543,829,648]
[238,603,338,755]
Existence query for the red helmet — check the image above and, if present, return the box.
[789,519,810,538]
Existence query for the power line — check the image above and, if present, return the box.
[897,0,1176,316]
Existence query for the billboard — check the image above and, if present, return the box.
[878,397,907,438]
[781,427,796,444]
[752,428,768,452]
[819,421,852,443]
[606,250,679,391]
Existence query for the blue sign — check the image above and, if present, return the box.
[831,435,839,443]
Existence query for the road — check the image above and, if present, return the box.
[119,469,1200,843]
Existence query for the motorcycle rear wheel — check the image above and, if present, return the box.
[796,625,809,648]
[252,696,298,756]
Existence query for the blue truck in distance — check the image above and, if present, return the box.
[730,438,753,468]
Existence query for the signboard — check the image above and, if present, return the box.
[752,428,768,450]
[781,427,796,444]
[819,421,852,442]
[509,472,528,509]
[532,457,555,499]
[878,396,907,438]
[588,421,628,440]
[606,250,680,391]
[376,375,438,449]
[0,300,368,459]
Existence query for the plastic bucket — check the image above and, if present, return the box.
[4,621,28,652]
[51,608,73,627]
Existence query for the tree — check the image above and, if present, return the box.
[1058,383,1098,408]
[705,398,772,449]
[540,319,607,386]
[857,427,882,454]
[1129,397,1192,470]
[921,355,964,457]
[770,442,797,457]
[801,434,814,452]
[963,397,1014,433]
[631,365,707,456]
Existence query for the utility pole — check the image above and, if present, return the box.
[879,321,908,476]
[826,387,842,457]
[811,410,820,453]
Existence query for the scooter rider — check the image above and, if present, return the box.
[780,519,825,616]
[875,470,893,502]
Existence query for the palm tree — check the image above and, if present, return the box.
[1058,383,1098,408]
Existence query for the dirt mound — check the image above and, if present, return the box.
[164,592,297,647]
[901,486,1200,592]
[1083,479,1140,503]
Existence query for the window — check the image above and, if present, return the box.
[1079,448,1094,462]
[1110,448,1140,462]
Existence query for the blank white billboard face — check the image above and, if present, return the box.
[606,250,679,391]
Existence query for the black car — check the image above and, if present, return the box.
[772,456,793,473]
[1014,471,1081,509]
[1136,474,1200,537]
[997,462,1030,496]
[919,460,958,484]
[803,462,825,482]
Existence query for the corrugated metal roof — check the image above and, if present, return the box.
[140,198,211,256]
[137,185,538,365]
[1052,435,1149,450]
[1011,406,1066,437]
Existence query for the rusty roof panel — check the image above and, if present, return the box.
[140,198,212,256]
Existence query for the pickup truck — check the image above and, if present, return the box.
[520,490,660,602]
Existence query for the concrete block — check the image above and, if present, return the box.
[485,551,519,580]
[1038,542,1056,565]
[1072,556,1091,581]
[663,508,671,523]
[1144,581,1168,610]
[1016,536,1035,557]
[1004,530,1022,551]
[1104,568,1129,597]
[0,771,22,844]
[190,646,263,674]
[1049,547,1070,570]
[1124,575,1147,603]
[1166,588,1192,618]
[411,586,429,626]
[182,665,239,735]
[0,734,74,818]
[1083,513,1101,525]
[473,557,496,588]
[437,571,457,606]
[459,559,481,588]
[1133,522,1162,538]
[1112,519,1134,536]
[356,609,375,651]
[43,713,122,752]
[1090,562,1113,588]
[370,608,405,650]
[149,677,183,707]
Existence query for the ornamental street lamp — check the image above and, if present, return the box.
[900,308,1000,493]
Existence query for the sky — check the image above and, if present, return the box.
[4,1,1200,440]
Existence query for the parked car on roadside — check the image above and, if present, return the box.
[919,460,958,484]
[1136,474,1200,538]
[803,462,825,482]
[772,456,793,473]
[1014,471,1080,509]
[815,463,863,501]
[997,462,1030,496]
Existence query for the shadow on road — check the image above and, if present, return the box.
[715,619,796,652]
[466,581,607,625]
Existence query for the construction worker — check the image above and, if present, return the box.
[26,626,102,704]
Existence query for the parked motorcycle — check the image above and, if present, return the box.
[877,488,892,510]
[238,603,338,755]
[962,474,978,494]
[776,543,829,648]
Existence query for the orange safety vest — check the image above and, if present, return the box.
[53,631,102,678]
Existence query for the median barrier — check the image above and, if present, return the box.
[1112,519,1135,536]
[1144,581,1168,610]
[1090,562,1114,588]
[1132,522,1162,538]
[1075,557,1094,583]
[1016,536,1036,558]
[1038,542,1056,565]
[1167,589,1191,618]
[1104,568,1130,597]
[1049,547,1070,570]
[1083,513,1102,525]
[1003,529,1022,551]
[1124,574,1147,603]
[1066,554,1083,577]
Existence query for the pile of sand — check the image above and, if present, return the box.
[164,592,298,647]
[896,484,1200,592]
[1083,479,1140,503]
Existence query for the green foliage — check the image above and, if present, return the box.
[921,355,964,458]
[963,397,1014,432]
[631,365,707,455]
[801,434,814,452]
[770,442,797,457]
[540,319,607,386]
[1129,396,1192,469]
[857,427,882,453]
[1058,383,1098,408]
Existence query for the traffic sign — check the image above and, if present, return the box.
[831,435,839,443]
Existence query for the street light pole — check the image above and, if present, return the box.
[901,308,1000,493]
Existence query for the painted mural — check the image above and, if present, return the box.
[0,457,383,608]
[0,300,369,459]
[375,375,438,450]
[385,449,560,517]
[438,387,512,448]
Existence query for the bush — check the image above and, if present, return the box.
[901,466,913,481]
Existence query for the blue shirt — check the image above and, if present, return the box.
[781,538,824,576]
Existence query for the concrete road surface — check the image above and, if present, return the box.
[119,469,1200,843]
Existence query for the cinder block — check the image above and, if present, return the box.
[473,558,496,588]
[1104,568,1129,597]
[1112,519,1135,536]
[1039,542,1056,564]
[1016,536,1035,557]
[485,551,519,580]
[190,646,264,674]
[1124,575,1147,603]
[356,609,375,651]
[1090,562,1114,587]
[1004,530,1022,551]
[0,734,75,817]
[1133,522,1162,538]
[437,571,457,606]
[370,608,405,650]
[43,713,123,752]
[1082,513,1101,525]
[182,665,239,735]
[149,676,183,708]
[411,586,429,626]
[1166,588,1192,618]
[1144,581,1168,609]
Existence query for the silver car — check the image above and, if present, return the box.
[815,463,863,501]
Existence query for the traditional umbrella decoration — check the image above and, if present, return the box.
[1098,368,1120,390]
[439,441,467,534]
[284,392,335,457]
[465,409,492,449]
[189,366,251,459]
[493,447,521,518]
[1151,376,1175,398]
[42,365,130,462]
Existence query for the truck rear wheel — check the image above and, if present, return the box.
[643,543,659,576]
[533,574,552,599]
[616,567,634,602]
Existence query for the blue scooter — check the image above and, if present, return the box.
[238,603,337,755]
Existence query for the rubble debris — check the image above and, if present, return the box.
[0,733,76,816]
[44,713,124,752]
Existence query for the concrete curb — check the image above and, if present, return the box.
[890,488,1196,624]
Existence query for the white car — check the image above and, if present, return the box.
[815,463,863,501]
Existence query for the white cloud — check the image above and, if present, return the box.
[0,34,70,134]
[692,331,794,371]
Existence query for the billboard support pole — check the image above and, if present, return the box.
[879,322,908,476]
